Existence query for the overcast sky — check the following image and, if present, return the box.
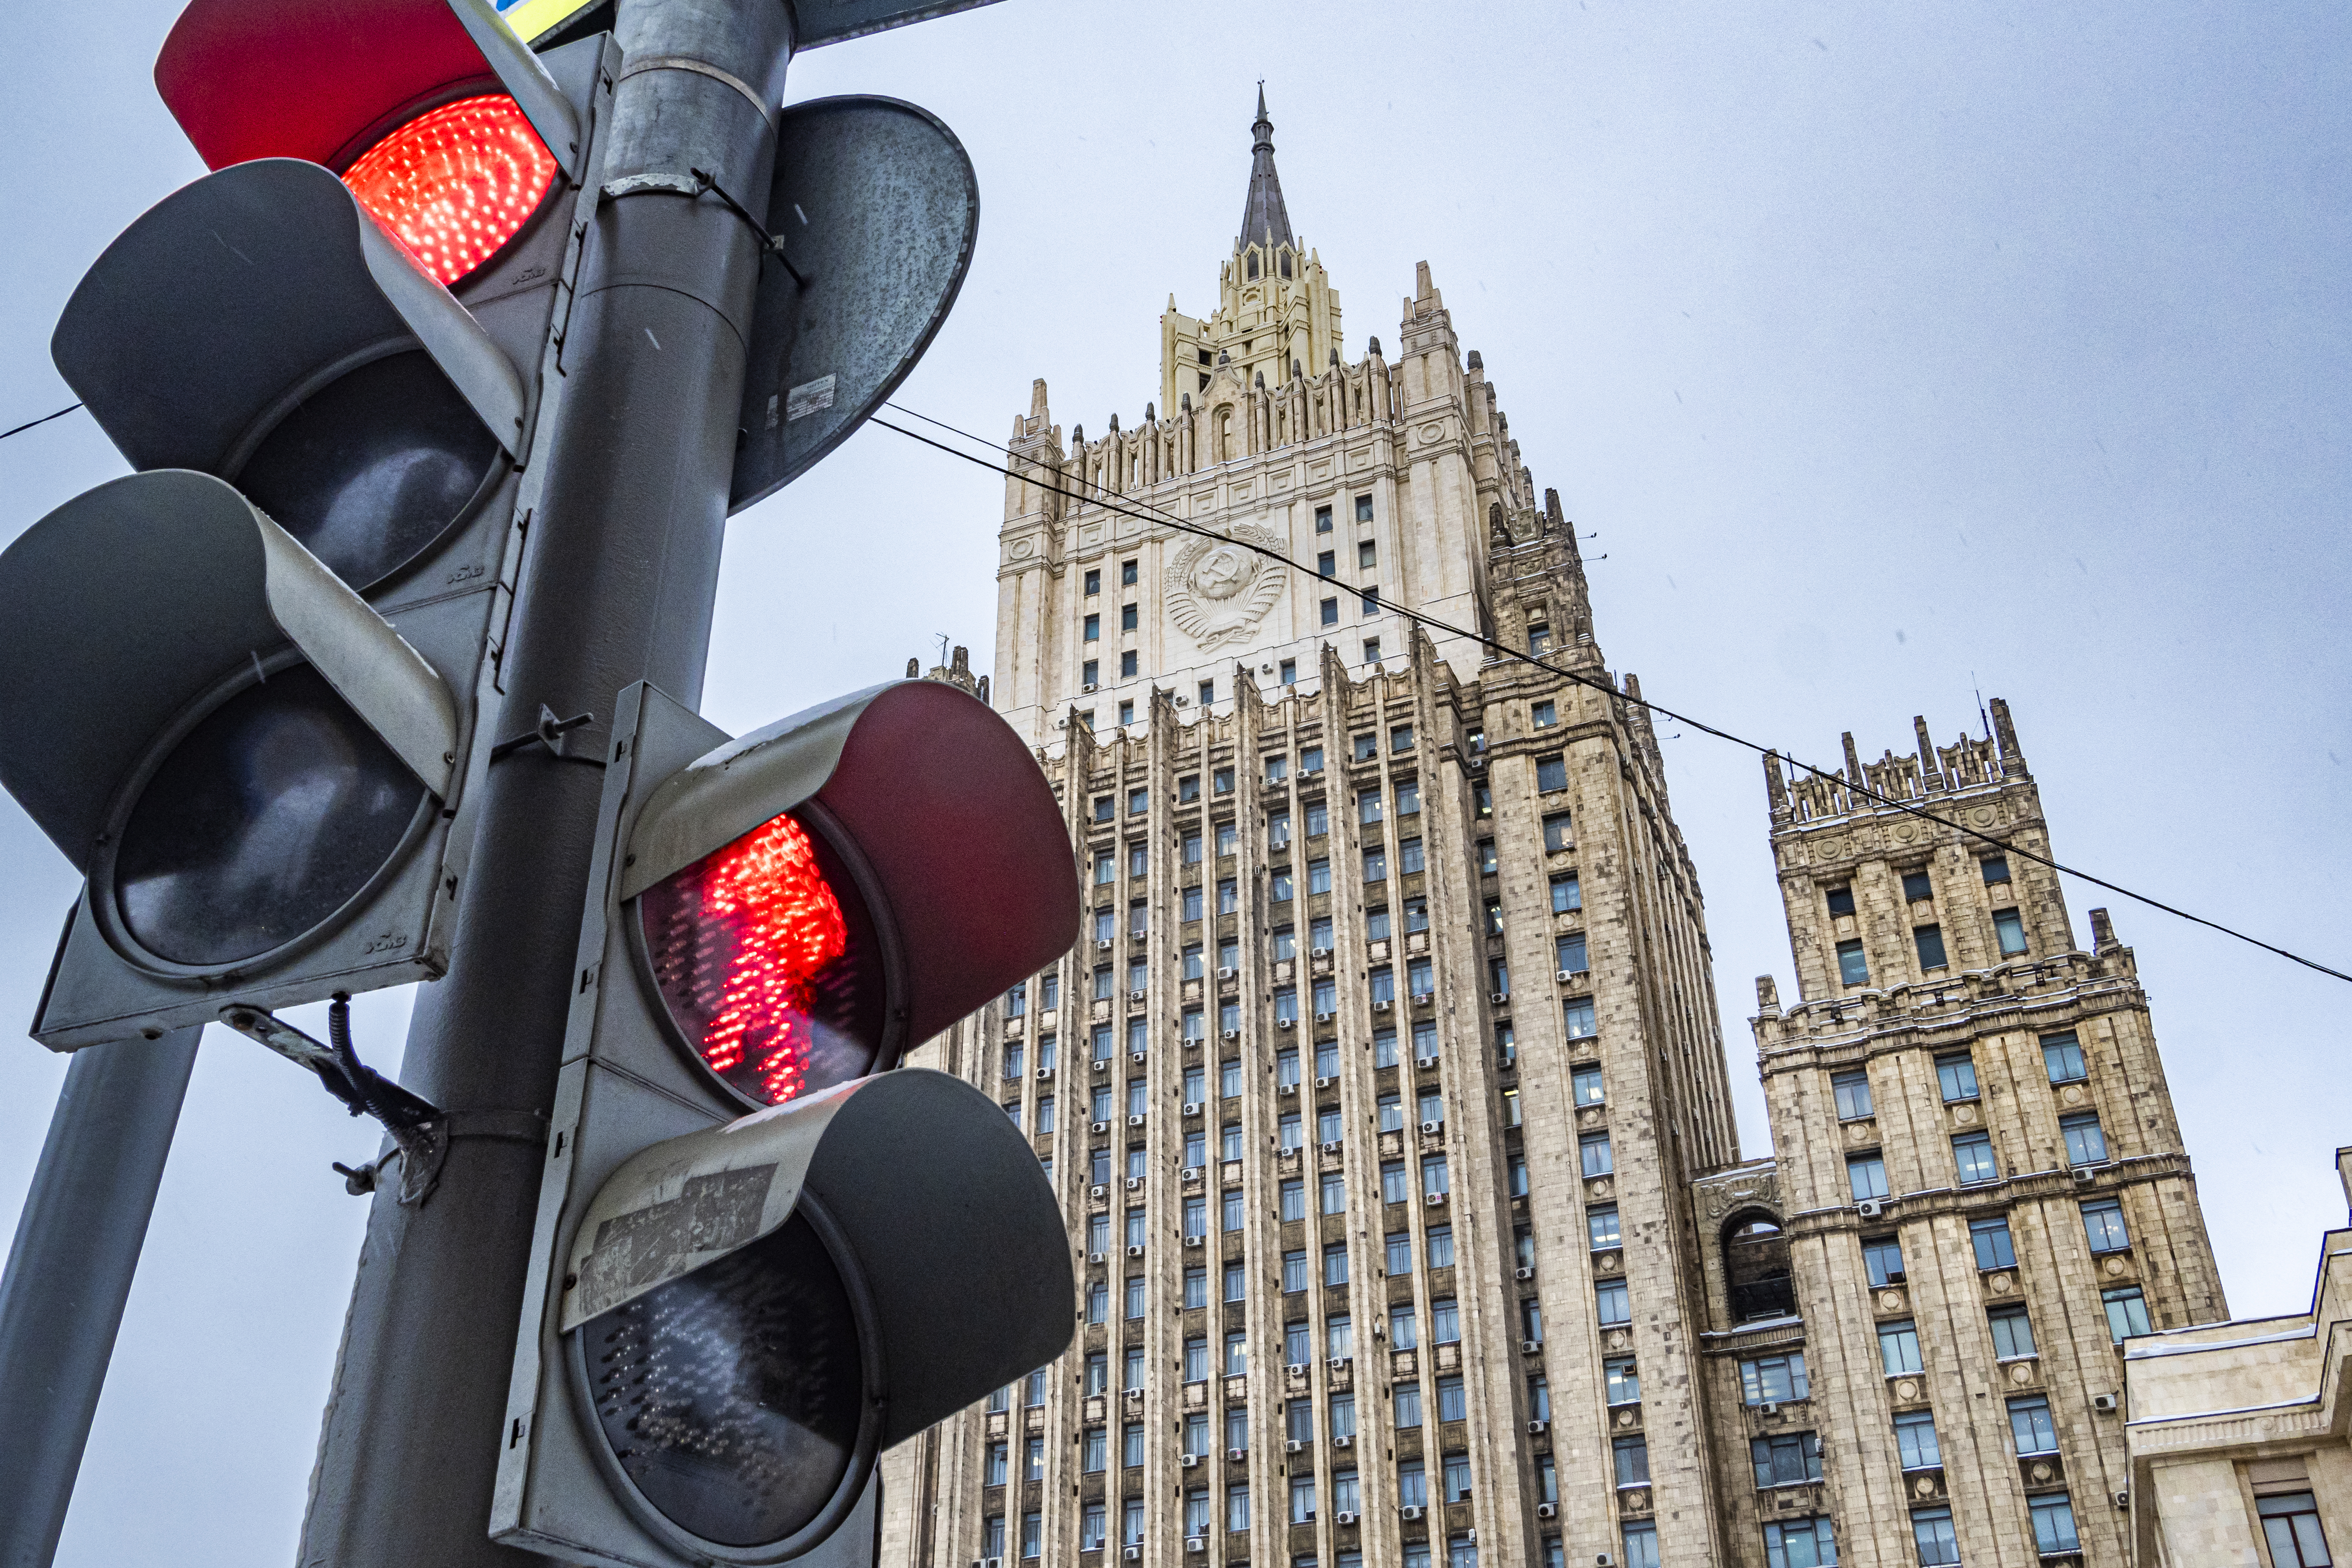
[1,2,2346,1561]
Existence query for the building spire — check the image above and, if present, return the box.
[1237,83,1294,251]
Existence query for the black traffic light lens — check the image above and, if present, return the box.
[584,1212,863,1548]
[113,664,425,967]
[637,811,889,1109]
[235,349,502,590]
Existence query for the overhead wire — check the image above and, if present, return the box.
[872,400,2351,986]
[0,402,81,442]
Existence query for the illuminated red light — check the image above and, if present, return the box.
[342,95,556,287]
[644,813,850,1107]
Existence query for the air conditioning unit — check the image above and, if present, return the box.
[1220,1029,1240,1041]
[1037,1067,1055,1080]
[1515,1266,1535,1281]
[1089,1184,1107,1200]
[1082,683,1098,694]
[1279,1083,1300,1097]
[1218,967,1239,980]
[1186,1539,1206,1555]
[1522,1339,1542,1354]
[1184,1235,1205,1249]
[1535,1503,1558,1520]
[1180,1454,1200,1469]
[1314,1011,1336,1024]
[2114,1490,2131,1509]
[1328,1354,1352,1371]
[1425,1191,1449,1207]
[2073,1167,2099,1183]
[1131,1050,1148,1063]
[1528,1418,1548,1435]
[1093,1059,1111,1075]
[2092,1392,2119,1413]
[1182,1102,1203,1116]
[1127,1244,1145,1258]
[1759,1401,1779,1416]
[1088,1251,1106,1263]
[1129,989,1148,1002]
[1278,1019,1296,1030]
[1284,1439,1305,1454]
[1400,1505,1425,1522]
[1597,1556,1616,1568]
[1321,1140,1342,1155]
[1125,1176,1144,1191]
[1123,1549,1141,1563]
[1128,1113,1147,1127]
[1416,1055,1441,1069]
[1413,992,1435,1006]
[1226,1447,1247,1462]
[1856,1199,1885,1218]
[1420,1120,1443,1134]
[1333,1434,1353,1450]
[1372,998,1393,1013]
[1182,1166,1205,1184]
[1488,991,1508,1004]
[980,1558,1003,1568]
[1335,1510,1358,1524]
[1096,938,1114,951]
[1314,1075,1336,1090]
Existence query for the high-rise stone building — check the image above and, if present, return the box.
[882,93,1741,1568]
[1705,707,2225,1568]
[878,98,2222,1568]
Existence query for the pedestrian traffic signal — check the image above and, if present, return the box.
[0,4,617,1049]
[493,678,1079,1565]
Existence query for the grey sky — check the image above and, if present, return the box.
[1,2,2345,1561]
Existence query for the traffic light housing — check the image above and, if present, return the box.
[0,4,619,1048]
[493,679,1079,1565]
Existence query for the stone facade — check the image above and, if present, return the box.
[1711,711,2226,1568]
[881,98,1739,1568]
[2122,1146,2350,1568]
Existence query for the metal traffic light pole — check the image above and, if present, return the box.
[0,1029,200,1568]
[297,1,794,1562]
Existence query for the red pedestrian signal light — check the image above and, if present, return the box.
[640,809,887,1108]
[341,94,559,286]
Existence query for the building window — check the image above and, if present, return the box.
[1551,872,1581,912]
[1533,753,1570,794]
[1228,1484,1250,1532]
[1621,1523,1660,1568]
[1970,1215,2016,1269]
[1305,800,1329,836]
[1596,1279,1632,1326]
[1282,1250,1308,1292]
[1588,1205,1622,1251]
[1825,885,1856,917]
[2102,1285,2152,1341]
[1360,588,1380,617]
[2029,1494,2081,1557]
[2258,1492,2332,1567]
[1993,906,2028,956]
[1605,1356,1641,1405]
[1082,1427,1107,1472]
[1988,1304,2037,1359]
[1214,766,1234,793]
[1572,1065,1605,1106]
[1847,1154,1889,1201]
[1424,1156,1450,1197]
[1878,1318,1923,1375]
[1580,1130,1614,1177]
[1542,811,1573,853]
[1355,494,1374,524]
[1426,1224,1455,1269]
[1391,723,1413,752]
[1280,658,1297,684]
[1612,1434,1650,1488]
[1433,1298,1461,1345]
[1740,1354,1806,1410]
[1912,1507,1960,1566]
[1833,1069,1873,1121]
[1182,1488,1208,1539]
[2008,1394,2058,1455]
[1936,1053,1979,1102]
[1381,1161,1408,1204]
[1391,1303,1419,1352]
[1221,878,1241,914]
[1315,504,1333,533]
[1952,1131,1998,1186]
[1127,788,1148,816]
[1363,846,1387,883]
[1863,1235,1906,1287]
[1225,1332,1247,1375]
[1320,597,1339,627]
[1178,773,1199,802]
[1300,748,1323,775]
[1021,1510,1041,1558]
[1531,701,1558,730]
[2082,1197,2130,1254]
[2042,1031,2087,1083]
[1119,602,1138,631]
[1399,837,1424,873]
[1981,855,2010,884]
[1750,1431,1823,1487]
[1119,650,1138,679]
[1083,613,1100,642]
[1836,939,1869,987]
[1762,1519,1836,1568]
[1914,924,1948,969]
[2061,1112,2108,1167]
[1901,870,1933,902]
[1564,998,1597,1039]
[1894,1409,1940,1470]
[1083,569,1101,596]
[1317,549,1337,578]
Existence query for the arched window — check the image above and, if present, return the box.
[1247,250,1260,279]
[1723,1213,1795,1322]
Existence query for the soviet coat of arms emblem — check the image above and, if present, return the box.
[1166,525,1287,652]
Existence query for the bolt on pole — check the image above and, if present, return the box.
[0,1028,201,1568]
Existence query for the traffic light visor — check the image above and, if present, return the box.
[343,93,558,286]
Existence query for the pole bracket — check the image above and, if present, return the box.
[220,998,451,1206]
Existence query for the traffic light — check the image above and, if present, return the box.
[492,677,1079,1565]
[0,0,617,1048]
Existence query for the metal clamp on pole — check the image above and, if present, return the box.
[219,998,450,1206]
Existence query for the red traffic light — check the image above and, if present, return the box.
[639,809,887,1109]
[342,94,557,286]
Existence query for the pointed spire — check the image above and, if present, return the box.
[1238,84,1295,251]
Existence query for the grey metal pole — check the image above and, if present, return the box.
[294,1,794,1563]
[0,1027,201,1568]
